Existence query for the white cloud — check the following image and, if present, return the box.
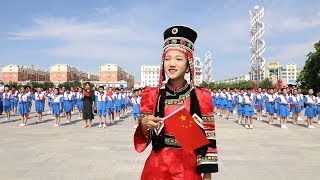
[267,39,317,66]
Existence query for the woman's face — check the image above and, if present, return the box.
[164,50,188,81]
[85,84,90,90]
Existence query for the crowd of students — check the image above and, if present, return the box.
[212,87,320,129]
[0,83,142,128]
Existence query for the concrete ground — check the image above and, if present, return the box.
[0,110,319,180]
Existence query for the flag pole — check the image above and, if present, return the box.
[162,105,186,121]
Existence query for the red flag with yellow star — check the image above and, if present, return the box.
[164,106,210,151]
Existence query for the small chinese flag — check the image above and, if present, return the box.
[164,106,210,151]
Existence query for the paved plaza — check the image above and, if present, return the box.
[0,111,319,180]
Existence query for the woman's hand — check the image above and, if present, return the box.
[141,115,163,131]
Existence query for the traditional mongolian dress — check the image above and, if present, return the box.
[134,25,218,180]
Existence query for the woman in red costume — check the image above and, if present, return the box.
[134,25,218,180]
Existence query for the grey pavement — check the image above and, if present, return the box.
[0,111,319,180]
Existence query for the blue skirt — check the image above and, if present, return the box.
[35,100,44,113]
[237,104,244,115]
[18,102,29,115]
[255,100,264,110]
[220,99,227,110]
[11,100,18,107]
[52,103,61,115]
[107,108,114,114]
[226,101,234,111]
[63,100,73,113]
[304,105,317,118]
[290,103,301,113]
[215,99,221,108]
[77,100,83,111]
[279,104,290,117]
[3,106,11,112]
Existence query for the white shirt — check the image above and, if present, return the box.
[76,92,83,99]
[96,93,107,102]
[52,94,63,103]
[131,96,141,105]
[34,92,45,101]
[305,95,316,104]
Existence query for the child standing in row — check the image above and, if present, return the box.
[18,86,30,126]
[63,88,74,124]
[96,86,107,128]
[2,85,12,122]
[76,88,83,120]
[34,87,45,123]
[10,86,18,115]
[131,89,141,129]
[106,87,115,125]
[51,88,63,127]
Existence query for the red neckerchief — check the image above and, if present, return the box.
[66,93,70,101]
[20,94,24,102]
[248,94,252,102]
[310,95,315,101]
[283,94,288,103]
[11,90,16,96]
[5,92,8,98]
[107,92,113,101]
[100,93,104,101]
[37,93,41,100]
[52,94,57,103]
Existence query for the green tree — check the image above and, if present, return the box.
[199,81,208,88]
[298,41,320,91]
[43,81,54,90]
[259,78,274,89]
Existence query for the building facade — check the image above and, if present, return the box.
[215,74,250,84]
[99,64,134,88]
[1,64,50,83]
[264,61,300,86]
[141,57,203,87]
[50,64,98,83]
[141,65,160,87]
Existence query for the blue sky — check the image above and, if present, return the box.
[0,0,319,81]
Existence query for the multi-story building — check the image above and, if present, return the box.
[50,64,98,83]
[264,61,300,86]
[215,74,250,84]
[99,64,134,88]
[140,57,203,87]
[141,65,160,87]
[1,64,50,83]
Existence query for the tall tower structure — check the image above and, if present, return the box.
[249,5,266,86]
[204,51,212,83]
